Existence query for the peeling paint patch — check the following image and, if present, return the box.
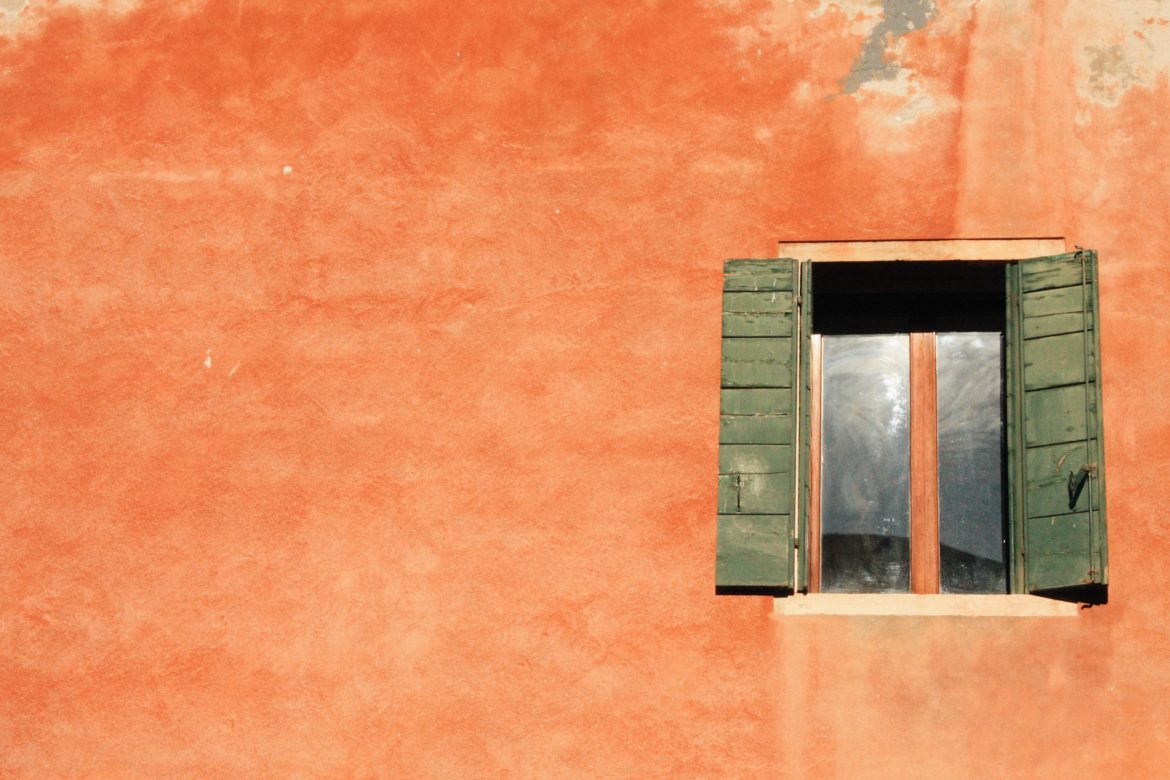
[853,69,958,154]
[806,1,887,37]
[55,0,143,11]
[1085,45,1141,105]
[1069,0,1170,109]
[722,1,882,53]
[1,0,203,39]
[841,0,936,93]
[810,0,881,15]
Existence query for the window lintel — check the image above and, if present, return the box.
[777,237,1067,263]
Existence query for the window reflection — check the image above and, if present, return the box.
[937,332,1008,593]
[820,335,911,593]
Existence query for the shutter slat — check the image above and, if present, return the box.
[721,337,794,388]
[1027,512,1094,554]
[723,312,793,337]
[720,414,793,444]
[1021,286,1087,317]
[1007,250,1107,598]
[1023,384,1090,446]
[716,258,802,593]
[1019,255,1087,290]
[718,444,793,474]
[716,515,792,587]
[1023,311,1094,340]
[721,388,792,415]
[724,261,794,291]
[723,291,794,312]
[1022,332,1089,389]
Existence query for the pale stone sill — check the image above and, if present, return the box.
[773,594,1080,617]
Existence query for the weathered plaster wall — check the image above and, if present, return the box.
[2,0,1168,776]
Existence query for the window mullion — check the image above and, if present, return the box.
[909,332,940,594]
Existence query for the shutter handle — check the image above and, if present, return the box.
[1068,465,1093,510]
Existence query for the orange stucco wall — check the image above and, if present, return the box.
[3,0,1169,776]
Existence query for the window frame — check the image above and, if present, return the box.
[808,329,1006,595]
[716,238,1107,606]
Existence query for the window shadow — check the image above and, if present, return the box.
[1033,584,1109,606]
[716,585,794,597]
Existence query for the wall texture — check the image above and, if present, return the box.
[2,0,1169,776]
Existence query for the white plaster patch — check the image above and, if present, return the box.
[56,0,141,12]
[808,0,882,16]
[1,0,204,39]
[726,0,882,52]
[203,349,212,369]
[808,0,885,35]
[1068,0,1170,108]
[853,69,958,154]
[854,59,915,98]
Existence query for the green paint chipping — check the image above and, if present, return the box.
[0,0,27,14]
[841,0,937,94]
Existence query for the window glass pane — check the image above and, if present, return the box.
[820,335,911,593]
[936,332,1008,593]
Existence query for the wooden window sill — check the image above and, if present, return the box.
[773,594,1080,617]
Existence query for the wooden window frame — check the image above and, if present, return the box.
[807,331,941,594]
[789,238,1067,596]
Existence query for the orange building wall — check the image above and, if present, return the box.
[2,0,1169,776]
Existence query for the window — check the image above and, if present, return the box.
[810,262,1007,594]
[716,248,1107,603]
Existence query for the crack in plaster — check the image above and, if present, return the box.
[841,0,936,93]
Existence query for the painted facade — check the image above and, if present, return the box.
[2,0,1169,776]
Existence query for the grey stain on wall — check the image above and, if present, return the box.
[841,0,937,93]
[1084,44,1139,105]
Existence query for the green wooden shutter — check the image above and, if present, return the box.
[1006,250,1108,597]
[717,258,805,593]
